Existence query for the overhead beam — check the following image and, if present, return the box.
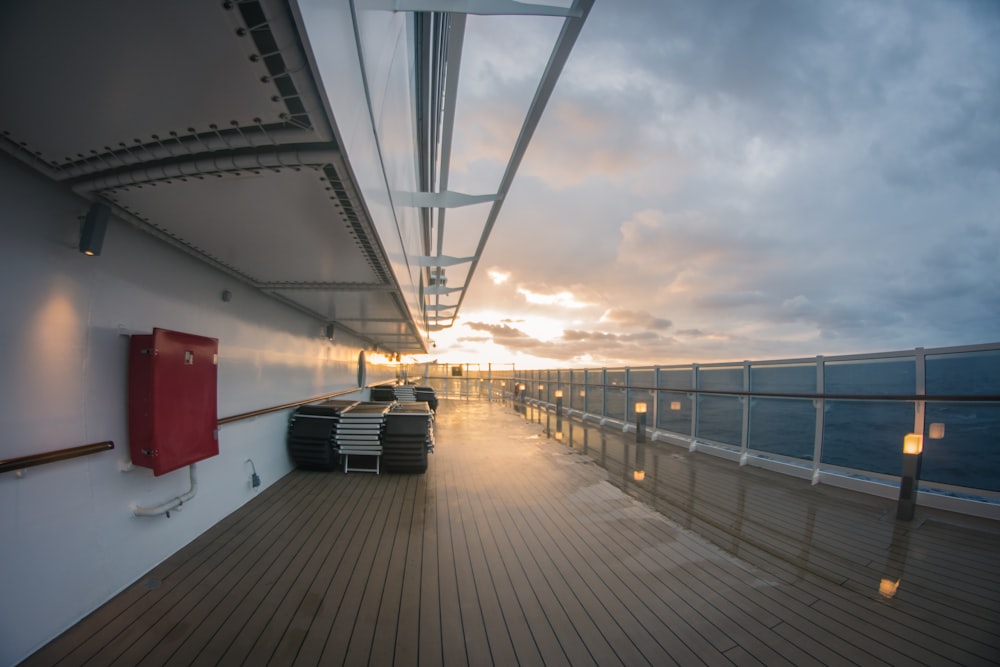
[260,282,396,291]
[417,255,475,267]
[410,190,500,208]
[449,0,594,322]
[424,284,462,294]
[368,0,583,17]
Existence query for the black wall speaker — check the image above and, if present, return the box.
[79,202,110,256]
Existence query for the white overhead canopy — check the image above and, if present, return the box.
[0,0,591,352]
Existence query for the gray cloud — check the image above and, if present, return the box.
[600,308,672,330]
[437,0,1000,367]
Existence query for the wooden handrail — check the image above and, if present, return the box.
[217,387,362,425]
[2,387,368,473]
[0,441,114,474]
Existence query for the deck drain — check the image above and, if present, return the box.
[144,578,161,590]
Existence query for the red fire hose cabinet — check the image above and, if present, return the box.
[129,328,219,476]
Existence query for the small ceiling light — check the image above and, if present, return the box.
[79,202,110,256]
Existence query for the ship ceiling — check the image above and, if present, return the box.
[0,0,593,355]
[0,0,422,353]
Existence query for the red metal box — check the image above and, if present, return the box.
[129,328,219,476]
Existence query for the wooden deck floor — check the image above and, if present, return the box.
[25,400,1000,666]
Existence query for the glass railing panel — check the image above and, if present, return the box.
[659,368,693,390]
[585,386,603,415]
[656,391,691,435]
[630,368,655,388]
[628,368,655,421]
[750,363,815,394]
[922,402,1000,492]
[606,386,627,422]
[606,369,626,389]
[825,357,915,395]
[748,397,815,461]
[699,366,743,392]
[606,369,627,420]
[821,399,914,474]
[696,395,742,447]
[926,349,1000,395]
[585,369,603,415]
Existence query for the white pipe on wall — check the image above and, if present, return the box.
[133,464,197,517]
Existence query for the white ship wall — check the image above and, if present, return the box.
[0,154,395,665]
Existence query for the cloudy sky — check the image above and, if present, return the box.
[422,0,999,369]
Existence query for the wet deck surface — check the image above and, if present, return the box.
[26,399,1000,666]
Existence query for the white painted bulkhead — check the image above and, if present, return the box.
[0,154,395,665]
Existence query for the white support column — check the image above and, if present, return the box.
[812,355,825,485]
[411,191,501,208]
[740,361,751,466]
[689,364,699,452]
[417,255,475,267]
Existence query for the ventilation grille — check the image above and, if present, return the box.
[323,165,391,285]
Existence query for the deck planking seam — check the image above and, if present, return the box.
[477,455,645,666]
[367,474,420,667]
[503,455,721,666]
[340,474,413,666]
[26,472,317,666]
[447,460,525,666]
[467,458,599,666]
[148,472,361,665]
[230,472,376,665]
[288,474,398,665]
[160,471,363,666]
[461,463,576,666]
[314,473,409,665]
[618,455,1000,649]
[532,452,821,667]
[451,456,553,666]
[84,471,325,665]
[544,428,964,667]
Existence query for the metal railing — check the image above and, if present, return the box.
[408,344,1000,516]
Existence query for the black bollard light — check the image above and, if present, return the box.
[896,433,923,521]
[635,401,647,443]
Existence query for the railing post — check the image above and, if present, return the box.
[652,365,660,433]
[740,360,751,465]
[689,363,699,451]
[812,355,825,485]
[555,389,564,437]
[601,368,608,420]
